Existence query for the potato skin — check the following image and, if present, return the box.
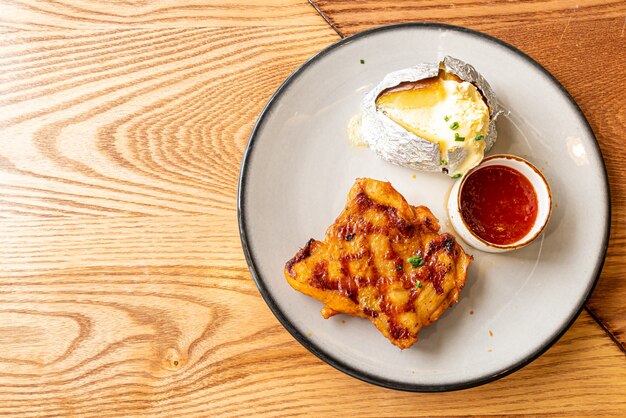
[359,56,500,177]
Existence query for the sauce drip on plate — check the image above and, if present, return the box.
[460,165,538,245]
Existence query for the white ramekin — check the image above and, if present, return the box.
[447,154,552,253]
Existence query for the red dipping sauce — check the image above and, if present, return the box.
[460,165,538,245]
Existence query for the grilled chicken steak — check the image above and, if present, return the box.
[284,178,471,349]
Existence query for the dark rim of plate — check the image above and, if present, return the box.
[236,22,611,392]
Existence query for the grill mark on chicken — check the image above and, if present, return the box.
[285,238,315,276]
[363,307,379,318]
[425,234,458,258]
[421,234,457,294]
[283,179,471,349]
[310,261,329,290]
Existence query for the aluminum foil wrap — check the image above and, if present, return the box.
[359,56,501,176]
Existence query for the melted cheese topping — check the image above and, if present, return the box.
[376,77,490,176]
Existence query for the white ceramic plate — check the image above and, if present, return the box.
[238,23,610,391]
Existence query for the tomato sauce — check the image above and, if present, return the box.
[460,165,538,245]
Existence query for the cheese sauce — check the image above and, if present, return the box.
[460,165,538,245]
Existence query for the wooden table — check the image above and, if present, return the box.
[0,1,624,416]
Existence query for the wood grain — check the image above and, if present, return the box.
[0,0,625,415]
[0,25,336,218]
[0,215,624,417]
[0,0,324,29]
[314,0,626,352]
[312,0,626,36]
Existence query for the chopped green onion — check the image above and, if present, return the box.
[396,264,403,271]
[441,159,447,165]
[444,116,450,122]
[454,133,465,141]
[407,255,424,268]
[417,281,423,288]
[474,134,484,141]
[360,59,365,64]
[450,121,459,130]
[452,173,462,179]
